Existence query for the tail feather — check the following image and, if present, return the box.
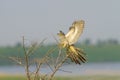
[67,45,86,64]
[76,48,86,62]
[68,52,81,64]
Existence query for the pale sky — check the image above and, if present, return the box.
[0,0,120,46]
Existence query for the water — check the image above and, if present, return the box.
[0,62,120,76]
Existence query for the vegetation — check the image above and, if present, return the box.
[0,75,120,80]
[0,42,120,65]
[0,76,25,80]
[0,38,120,80]
[1,37,79,80]
[81,44,120,62]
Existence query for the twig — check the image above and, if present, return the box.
[46,61,54,72]
[58,69,72,73]
[33,61,42,80]
[9,56,23,66]
[22,36,31,80]
[49,54,68,80]
[55,47,62,66]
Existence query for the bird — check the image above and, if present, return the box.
[57,20,86,64]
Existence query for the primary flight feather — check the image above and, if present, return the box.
[66,20,84,45]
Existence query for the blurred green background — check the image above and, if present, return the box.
[0,39,120,65]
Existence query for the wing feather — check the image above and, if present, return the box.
[65,26,75,42]
[66,20,85,45]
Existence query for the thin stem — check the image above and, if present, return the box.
[55,47,62,66]
[49,55,68,80]
[23,37,31,80]
[34,62,42,80]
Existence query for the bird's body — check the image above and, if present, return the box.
[57,20,86,64]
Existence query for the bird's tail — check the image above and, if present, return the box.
[66,45,86,64]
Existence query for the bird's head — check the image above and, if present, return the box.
[57,30,65,36]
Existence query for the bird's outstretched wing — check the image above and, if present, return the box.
[65,26,75,42]
[66,20,85,45]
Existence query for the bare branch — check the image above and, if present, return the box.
[58,69,72,73]
[22,36,31,80]
[9,56,23,66]
[49,49,69,80]
[55,47,62,66]
[46,61,54,72]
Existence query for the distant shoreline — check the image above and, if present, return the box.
[0,62,120,76]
